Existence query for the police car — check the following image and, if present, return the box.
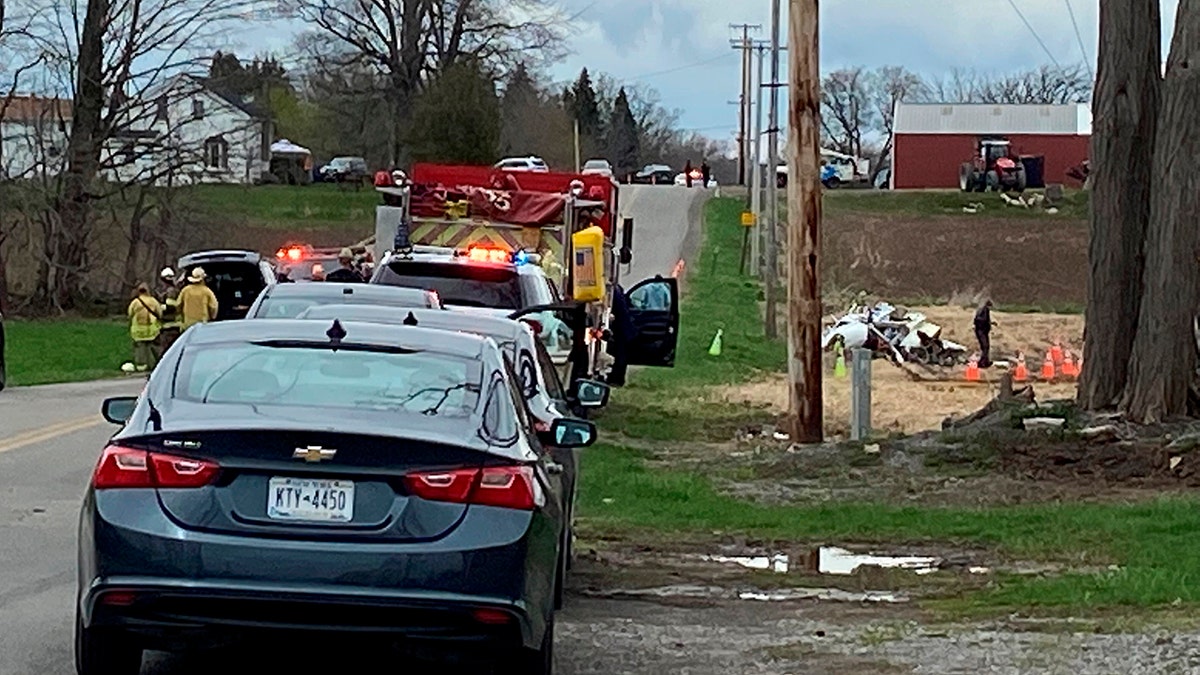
[370,245,577,377]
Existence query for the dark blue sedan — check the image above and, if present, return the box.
[76,319,595,674]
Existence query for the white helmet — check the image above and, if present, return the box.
[160,267,175,280]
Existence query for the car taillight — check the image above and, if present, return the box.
[404,466,538,510]
[92,445,219,490]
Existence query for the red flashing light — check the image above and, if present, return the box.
[276,246,306,262]
[465,247,510,264]
[404,466,537,510]
[92,445,219,490]
[521,319,543,336]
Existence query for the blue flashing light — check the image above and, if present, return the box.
[513,250,530,265]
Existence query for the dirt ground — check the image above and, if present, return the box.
[714,307,1084,436]
[824,213,1087,307]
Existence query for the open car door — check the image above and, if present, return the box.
[625,276,679,367]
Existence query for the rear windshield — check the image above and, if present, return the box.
[191,262,266,319]
[376,262,523,309]
[174,342,481,416]
[254,291,430,318]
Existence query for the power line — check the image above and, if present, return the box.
[625,53,736,81]
[1064,0,1094,80]
[1005,0,1063,71]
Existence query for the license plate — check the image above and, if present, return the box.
[267,477,354,522]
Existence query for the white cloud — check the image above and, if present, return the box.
[238,0,1183,135]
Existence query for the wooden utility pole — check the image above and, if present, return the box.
[787,0,823,443]
[749,41,768,277]
[730,23,761,186]
[763,0,782,339]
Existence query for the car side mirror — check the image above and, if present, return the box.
[620,217,633,265]
[541,418,597,449]
[571,379,610,409]
[101,397,138,425]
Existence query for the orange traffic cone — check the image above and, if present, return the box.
[965,355,981,382]
[1013,354,1029,382]
[1050,342,1064,367]
[1062,352,1078,378]
[1040,353,1056,381]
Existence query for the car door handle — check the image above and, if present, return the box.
[546,462,564,475]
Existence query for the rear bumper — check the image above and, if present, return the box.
[78,491,556,652]
[83,580,531,652]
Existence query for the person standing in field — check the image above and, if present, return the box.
[178,267,218,331]
[126,283,161,373]
[700,160,711,188]
[974,299,996,368]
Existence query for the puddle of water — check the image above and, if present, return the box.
[818,546,940,575]
[703,554,789,574]
[585,585,907,603]
[739,589,905,603]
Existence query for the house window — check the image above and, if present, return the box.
[204,136,228,169]
[260,121,271,161]
[155,96,169,123]
[192,98,205,119]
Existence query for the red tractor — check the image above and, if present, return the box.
[959,138,1027,193]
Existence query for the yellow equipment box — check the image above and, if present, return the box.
[571,225,606,302]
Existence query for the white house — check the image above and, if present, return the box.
[1,75,272,185]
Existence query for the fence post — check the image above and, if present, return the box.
[850,348,872,441]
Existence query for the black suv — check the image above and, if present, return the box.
[319,156,369,184]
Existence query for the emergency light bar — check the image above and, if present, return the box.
[455,247,542,266]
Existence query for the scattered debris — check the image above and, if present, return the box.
[863,443,881,455]
[1023,417,1066,432]
[1079,425,1121,443]
[579,584,908,604]
[822,302,969,367]
[815,547,940,576]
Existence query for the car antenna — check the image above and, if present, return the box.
[146,396,163,432]
[403,311,418,326]
[326,319,347,350]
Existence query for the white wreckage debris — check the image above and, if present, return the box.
[821,302,970,367]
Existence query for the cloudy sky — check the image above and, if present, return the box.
[234,1,1182,143]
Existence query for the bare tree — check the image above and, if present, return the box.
[290,0,566,164]
[1122,0,1200,422]
[820,67,873,159]
[866,66,925,174]
[929,64,1092,104]
[1077,0,1160,411]
[31,0,262,307]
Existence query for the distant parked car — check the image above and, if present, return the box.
[673,169,717,188]
[495,156,549,172]
[630,164,675,185]
[581,159,613,177]
[319,156,369,183]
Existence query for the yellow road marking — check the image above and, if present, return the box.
[0,416,106,455]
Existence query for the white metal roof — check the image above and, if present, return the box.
[894,103,1091,135]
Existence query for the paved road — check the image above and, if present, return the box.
[617,184,707,284]
[0,185,706,674]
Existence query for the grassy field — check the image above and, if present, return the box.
[187,183,379,231]
[4,319,129,386]
[579,196,1200,616]
[823,187,1089,220]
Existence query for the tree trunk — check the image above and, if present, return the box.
[52,0,108,308]
[121,189,149,289]
[1078,0,1162,409]
[1123,0,1200,423]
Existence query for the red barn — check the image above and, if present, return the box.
[890,103,1091,190]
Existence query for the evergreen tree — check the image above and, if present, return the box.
[606,87,639,177]
[408,60,501,164]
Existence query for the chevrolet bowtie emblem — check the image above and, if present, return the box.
[293,446,337,462]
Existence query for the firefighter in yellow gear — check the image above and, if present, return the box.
[127,282,162,372]
[157,267,182,356]
[177,267,219,330]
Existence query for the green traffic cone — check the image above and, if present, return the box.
[834,352,846,378]
[708,329,724,356]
